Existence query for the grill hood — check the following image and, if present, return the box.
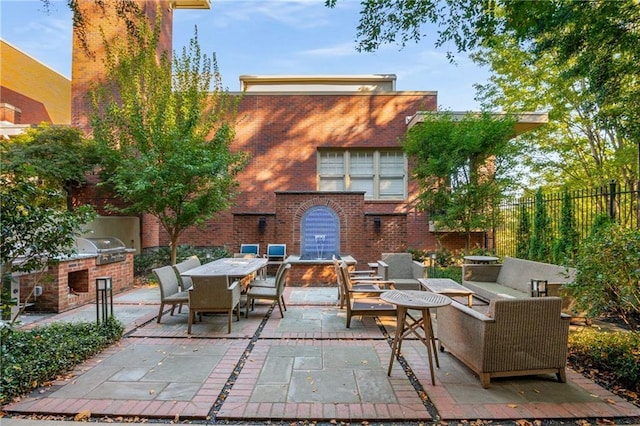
[75,237,128,264]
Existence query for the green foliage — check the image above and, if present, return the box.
[568,328,640,394]
[591,213,614,235]
[515,202,531,259]
[568,224,640,329]
[1,124,98,210]
[328,1,640,189]
[474,31,637,190]
[428,266,462,282]
[0,176,95,322]
[1,130,97,319]
[552,191,579,265]
[0,317,124,403]
[90,15,248,264]
[528,188,551,262]
[403,111,518,252]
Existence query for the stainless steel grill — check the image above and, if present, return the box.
[75,237,128,265]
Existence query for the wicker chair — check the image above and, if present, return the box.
[245,263,291,318]
[377,253,425,290]
[153,265,189,323]
[188,275,241,334]
[339,262,396,328]
[172,255,201,292]
[437,297,570,388]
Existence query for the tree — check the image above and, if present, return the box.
[403,111,517,252]
[1,124,98,211]
[40,0,143,57]
[515,202,530,259]
[473,32,637,190]
[1,125,97,321]
[89,12,248,265]
[552,191,579,265]
[326,0,640,185]
[528,189,551,262]
[0,176,94,322]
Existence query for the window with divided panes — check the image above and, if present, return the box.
[318,150,406,200]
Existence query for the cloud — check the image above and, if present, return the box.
[183,0,339,30]
[298,41,358,58]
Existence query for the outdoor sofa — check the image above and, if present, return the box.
[437,296,570,388]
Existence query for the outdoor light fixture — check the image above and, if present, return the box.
[374,217,381,233]
[96,276,113,324]
[258,217,266,233]
[96,276,112,290]
[530,278,548,297]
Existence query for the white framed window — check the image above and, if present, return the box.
[318,149,407,200]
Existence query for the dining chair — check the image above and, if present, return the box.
[172,255,201,292]
[265,243,286,263]
[332,256,394,309]
[339,262,396,328]
[188,275,241,334]
[234,252,257,258]
[245,263,291,318]
[153,265,189,323]
[240,244,260,256]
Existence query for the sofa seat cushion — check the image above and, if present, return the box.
[462,281,529,302]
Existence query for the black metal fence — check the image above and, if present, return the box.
[495,181,639,258]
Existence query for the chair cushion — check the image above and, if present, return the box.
[248,286,277,297]
[164,291,189,303]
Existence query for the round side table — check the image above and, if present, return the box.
[381,290,452,385]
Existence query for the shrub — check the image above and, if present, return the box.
[134,245,229,275]
[568,223,640,329]
[568,328,640,394]
[0,317,124,403]
[428,266,462,282]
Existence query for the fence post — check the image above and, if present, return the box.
[608,180,617,221]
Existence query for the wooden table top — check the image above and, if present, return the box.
[181,257,268,277]
[381,290,451,310]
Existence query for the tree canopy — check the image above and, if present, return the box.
[89,11,247,264]
[326,0,640,187]
[403,111,517,251]
[1,124,98,210]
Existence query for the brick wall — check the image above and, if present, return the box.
[159,92,438,254]
[17,254,134,313]
[68,0,484,259]
[71,0,173,132]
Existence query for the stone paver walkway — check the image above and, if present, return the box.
[3,285,639,424]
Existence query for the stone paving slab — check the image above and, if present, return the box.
[399,339,640,420]
[4,285,640,424]
[2,338,247,419]
[216,339,432,421]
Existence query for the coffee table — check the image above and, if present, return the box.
[381,290,452,385]
[463,255,499,264]
[418,278,475,307]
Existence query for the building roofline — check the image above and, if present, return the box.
[171,0,211,9]
[406,111,549,135]
[240,74,397,84]
[1,39,70,81]
[228,90,437,96]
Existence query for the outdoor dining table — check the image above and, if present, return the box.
[181,257,268,290]
[381,290,452,385]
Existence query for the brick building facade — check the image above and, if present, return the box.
[68,0,484,264]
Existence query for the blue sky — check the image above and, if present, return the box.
[1,0,489,111]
